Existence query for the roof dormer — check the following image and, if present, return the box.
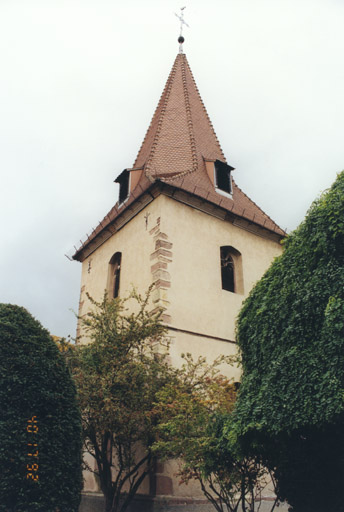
[115,169,130,205]
[214,160,235,198]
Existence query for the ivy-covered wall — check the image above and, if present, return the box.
[234,171,344,512]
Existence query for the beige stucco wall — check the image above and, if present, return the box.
[162,196,280,339]
[77,198,162,331]
[79,194,281,339]
[77,192,283,496]
[157,195,282,385]
[145,195,282,498]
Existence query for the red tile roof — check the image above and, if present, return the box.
[73,53,284,261]
[134,53,225,180]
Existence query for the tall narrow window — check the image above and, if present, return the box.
[108,252,122,298]
[221,247,235,292]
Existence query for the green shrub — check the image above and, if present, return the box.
[234,171,344,512]
[0,304,82,512]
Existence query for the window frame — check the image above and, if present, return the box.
[220,246,244,295]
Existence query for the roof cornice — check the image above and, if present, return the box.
[73,182,284,262]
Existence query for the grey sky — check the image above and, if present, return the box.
[1,0,343,338]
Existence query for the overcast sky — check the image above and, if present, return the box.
[1,0,343,338]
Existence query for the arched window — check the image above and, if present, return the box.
[220,246,244,294]
[221,247,235,292]
[108,252,122,298]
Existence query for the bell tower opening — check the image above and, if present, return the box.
[108,252,122,298]
[220,246,244,294]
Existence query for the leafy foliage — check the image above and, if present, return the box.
[154,354,278,512]
[234,171,344,511]
[71,290,174,512]
[0,304,82,512]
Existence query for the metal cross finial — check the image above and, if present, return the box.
[174,6,189,53]
[144,212,150,230]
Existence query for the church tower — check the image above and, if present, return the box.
[73,45,284,500]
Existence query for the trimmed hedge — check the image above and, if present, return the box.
[234,171,344,512]
[0,304,82,512]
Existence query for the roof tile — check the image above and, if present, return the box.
[73,53,284,260]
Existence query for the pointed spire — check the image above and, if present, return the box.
[73,50,285,261]
[133,53,225,182]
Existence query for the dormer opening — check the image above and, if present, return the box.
[115,169,130,205]
[214,160,234,196]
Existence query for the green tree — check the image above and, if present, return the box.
[234,171,344,512]
[71,291,174,512]
[0,304,82,512]
[154,354,278,512]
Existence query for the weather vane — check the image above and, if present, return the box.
[174,6,189,53]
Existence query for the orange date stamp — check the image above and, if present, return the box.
[26,416,39,482]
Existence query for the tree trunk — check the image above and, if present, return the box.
[104,487,116,512]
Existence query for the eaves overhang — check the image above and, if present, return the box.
[72,182,160,262]
[159,182,285,244]
[73,181,285,262]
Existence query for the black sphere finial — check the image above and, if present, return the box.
[175,7,188,53]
